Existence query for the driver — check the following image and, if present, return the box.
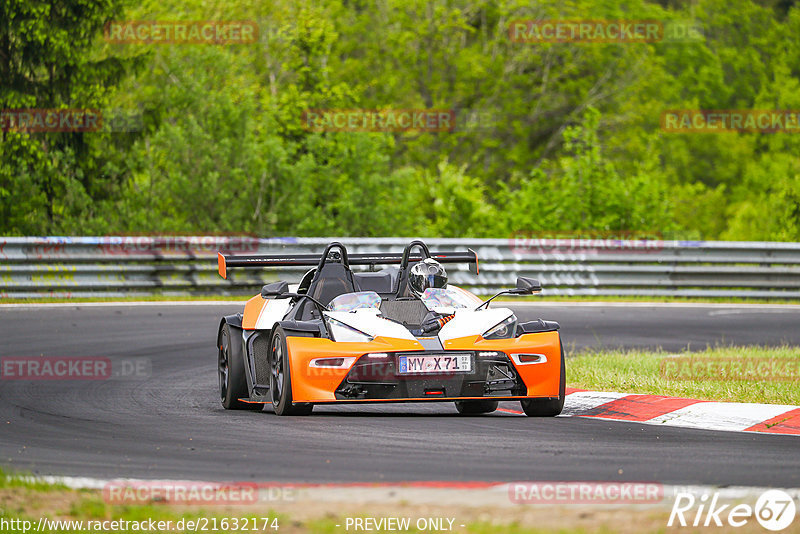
[408,258,448,296]
[408,259,451,335]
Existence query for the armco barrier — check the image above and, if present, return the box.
[2,236,800,298]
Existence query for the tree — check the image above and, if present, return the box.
[0,0,142,234]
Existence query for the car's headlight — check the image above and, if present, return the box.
[326,318,374,342]
[483,315,517,339]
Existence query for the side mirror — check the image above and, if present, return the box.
[474,276,541,310]
[261,281,290,298]
[513,277,542,294]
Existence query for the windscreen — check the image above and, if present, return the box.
[328,291,382,312]
[419,287,478,310]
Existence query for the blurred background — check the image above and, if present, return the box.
[2,0,799,241]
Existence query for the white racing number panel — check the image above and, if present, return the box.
[397,353,472,375]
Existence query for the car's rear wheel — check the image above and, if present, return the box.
[270,326,313,416]
[219,323,261,410]
[455,400,499,415]
[520,342,566,417]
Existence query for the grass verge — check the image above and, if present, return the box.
[567,345,800,405]
[0,471,682,534]
[0,470,66,492]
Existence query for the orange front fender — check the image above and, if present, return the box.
[443,331,562,398]
[286,336,422,402]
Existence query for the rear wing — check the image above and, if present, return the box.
[217,249,479,279]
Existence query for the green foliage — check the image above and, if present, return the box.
[407,160,502,237]
[500,108,675,234]
[2,0,800,241]
[0,0,145,234]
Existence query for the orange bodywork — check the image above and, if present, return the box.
[242,295,267,330]
[443,331,562,398]
[217,252,227,279]
[286,331,562,403]
[287,336,422,402]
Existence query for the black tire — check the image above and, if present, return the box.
[219,323,261,410]
[454,400,499,415]
[270,326,313,416]
[520,342,566,417]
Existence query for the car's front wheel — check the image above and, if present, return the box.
[218,323,261,410]
[520,342,566,417]
[270,326,313,416]
[454,400,499,415]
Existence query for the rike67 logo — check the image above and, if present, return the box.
[669,489,796,531]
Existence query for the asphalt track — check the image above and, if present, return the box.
[0,302,799,487]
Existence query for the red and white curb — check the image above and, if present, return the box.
[500,388,800,436]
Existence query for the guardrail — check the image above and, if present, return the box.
[2,236,800,299]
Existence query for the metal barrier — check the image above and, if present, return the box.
[2,236,800,298]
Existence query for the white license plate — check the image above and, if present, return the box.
[397,354,472,374]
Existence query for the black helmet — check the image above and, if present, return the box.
[408,258,447,296]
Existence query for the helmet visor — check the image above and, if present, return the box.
[424,273,447,289]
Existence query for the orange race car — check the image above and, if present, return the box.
[216,240,564,416]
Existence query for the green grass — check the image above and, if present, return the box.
[1,487,286,533]
[567,345,800,405]
[462,523,600,534]
[0,470,664,534]
[0,469,67,492]
[1,479,607,534]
